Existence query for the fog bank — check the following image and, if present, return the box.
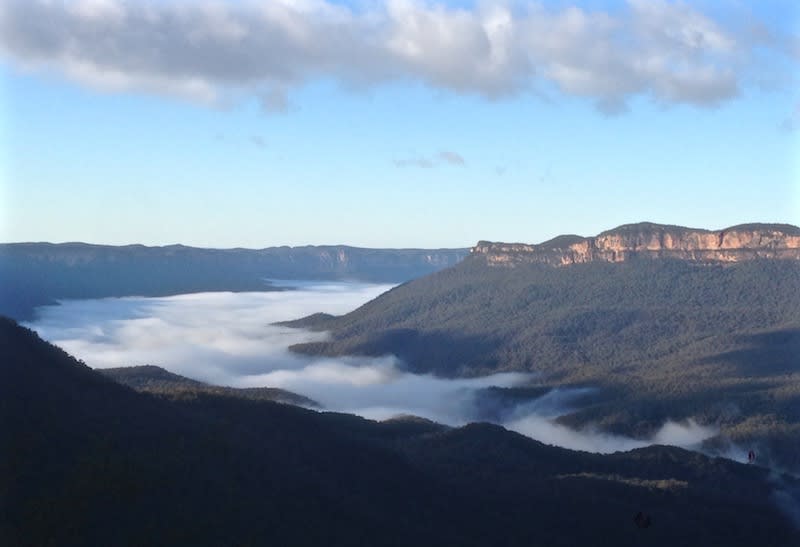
[27,282,718,454]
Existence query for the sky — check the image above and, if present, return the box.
[1,0,798,248]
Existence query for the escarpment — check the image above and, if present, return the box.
[472,222,800,267]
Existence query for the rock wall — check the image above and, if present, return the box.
[472,223,800,267]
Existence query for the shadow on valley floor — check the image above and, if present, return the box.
[292,327,508,376]
[698,328,800,377]
[5,316,800,546]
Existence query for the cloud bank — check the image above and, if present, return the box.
[1,0,791,111]
[27,282,717,454]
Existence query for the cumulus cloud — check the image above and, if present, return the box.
[1,0,788,111]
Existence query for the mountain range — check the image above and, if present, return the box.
[286,223,800,471]
[4,221,800,544]
[0,242,467,321]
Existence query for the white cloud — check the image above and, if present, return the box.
[1,0,789,110]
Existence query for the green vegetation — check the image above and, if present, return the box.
[100,365,318,406]
[2,318,799,546]
[288,256,800,469]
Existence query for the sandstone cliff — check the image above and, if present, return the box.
[472,222,800,266]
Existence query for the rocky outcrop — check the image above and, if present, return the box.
[472,222,800,267]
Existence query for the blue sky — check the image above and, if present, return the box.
[1,0,798,248]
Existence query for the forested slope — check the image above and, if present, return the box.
[3,317,798,546]
[287,254,800,469]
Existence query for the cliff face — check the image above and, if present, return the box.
[472,223,800,267]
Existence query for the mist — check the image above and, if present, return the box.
[27,282,718,454]
[506,415,717,454]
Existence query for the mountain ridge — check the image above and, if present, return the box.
[99,365,318,407]
[0,242,468,320]
[474,222,800,267]
[285,224,800,471]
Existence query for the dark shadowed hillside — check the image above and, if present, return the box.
[100,365,318,406]
[3,318,798,546]
[0,242,467,321]
[287,223,800,470]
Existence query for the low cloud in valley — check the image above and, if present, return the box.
[27,282,721,455]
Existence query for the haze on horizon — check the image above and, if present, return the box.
[1,0,798,249]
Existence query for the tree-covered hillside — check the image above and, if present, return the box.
[100,365,318,406]
[287,256,800,469]
[2,317,798,546]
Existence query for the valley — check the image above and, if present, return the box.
[4,2,797,542]
[3,222,799,545]
[3,317,798,546]
[286,223,800,471]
